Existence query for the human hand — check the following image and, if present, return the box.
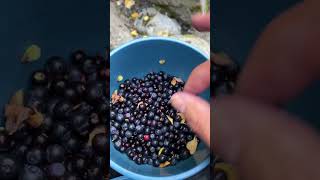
[214,1,320,180]
[170,13,211,146]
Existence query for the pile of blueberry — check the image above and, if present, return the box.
[110,72,198,167]
[0,50,109,180]
[212,53,239,97]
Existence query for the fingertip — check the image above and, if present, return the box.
[184,60,210,94]
[192,13,210,31]
[170,92,186,113]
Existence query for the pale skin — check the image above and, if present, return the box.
[170,1,320,180]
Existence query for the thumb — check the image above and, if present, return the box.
[170,92,210,145]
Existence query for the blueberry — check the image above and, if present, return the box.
[153,159,160,167]
[86,82,103,103]
[20,165,45,180]
[155,129,162,136]
[67,66,84,83]
[46,144,65,163]
[64,87,79,103]
[51,80,67,95]
[173,121,180,129]
[147,111,155,119]
[158,154,167,163]
[110,126,119,135]
[53,100,72,119]
[45,56,66,77]
[0,155,19,180]
[26,148,44,165]
[151,140,158,147]
[50,123,68,141]
[62,135,81,153]
[34,133,48,147]
[116,114,124,122]
[114,139,122,150]
[110,111,116,120]
[70,113,90,136]
[125,131,133,138]
[70,49,86,65]
[72,156,86,171]
[63,172,81,180]
[82,57,97,74]
[47,163,65,178]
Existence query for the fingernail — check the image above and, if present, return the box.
[170,93,187,113]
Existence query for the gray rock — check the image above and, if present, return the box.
[110,2,133,49]
[141,7,158,16]
[148,0,200,25]
[193,31,210,44]
[135,12,181,36]
[172,34,210,56]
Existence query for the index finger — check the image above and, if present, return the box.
[184,60,210,94]
[192,13,210,31]
[236,2,320,105]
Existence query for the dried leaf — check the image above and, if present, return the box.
[166,115,173,125]
[88,125,106,146]
[157,31,169,37]
[9,89,24,106]
[111,90,125,104]
[130,30,139,37]
[178,113,186,124]
[186,136,198,155]
[125,0,135,9]
[111,90,118,104]
[170,78,177,86]
[174,77,183,83]
[5,104,32,135]
[117,75,123,82]
[137,101,143,108]
[27,109,44,128]
[21,44,41,63]
[159,161,170,168]
[158,147,164,156]
[131,12,139,20]
[159,59,166,65]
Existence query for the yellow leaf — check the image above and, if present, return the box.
[125,0,135,9]
[143,35,148,38]
[159,161,170,168]
[131,30,139,37]
[170,78,177,86]
[21,44,41,63]
[166,115,173,125]
[117,75,124,82]
[159,59,166,65]
[131,12,139,20]
[9,89,24,106]
[178,113,186,124]
[158,147,164,156]
[143,15,150,21]
[186,136,198,155]
[27,109,44,128]
[116,0,122,6]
